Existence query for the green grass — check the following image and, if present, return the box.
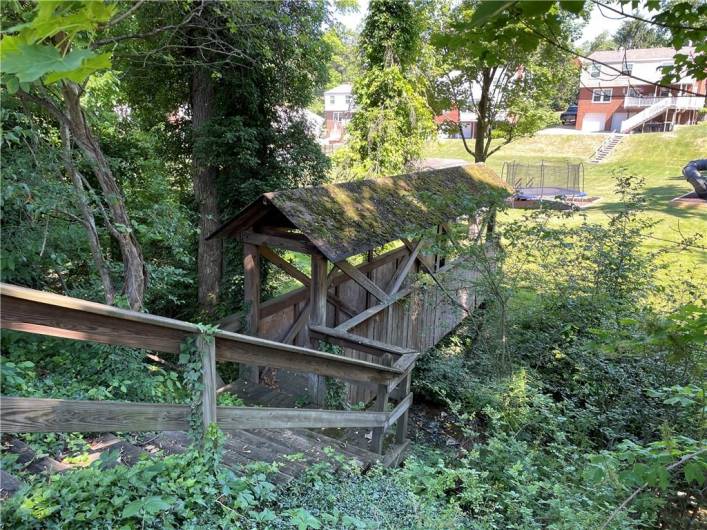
[424,124,707,273]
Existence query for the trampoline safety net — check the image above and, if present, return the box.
[501,161,585,200]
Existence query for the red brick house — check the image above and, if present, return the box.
[577,47,705,133]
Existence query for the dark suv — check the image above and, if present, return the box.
[560,104,578,125]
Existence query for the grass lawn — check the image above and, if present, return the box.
[423,123,707,275]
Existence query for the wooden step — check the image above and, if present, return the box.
[89,434,148,467]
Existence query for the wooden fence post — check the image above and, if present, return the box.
[242,242,260,383]
[197,334,217,432]
[395,374,411,445]
[308,253,328,405]
[371,383,389,454]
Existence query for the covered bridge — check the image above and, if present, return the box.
[210,164,509,416]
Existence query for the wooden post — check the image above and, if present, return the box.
[197,334,217,433]
[242,242,260,383]
[308,253,328,404]
[395,375,411,445]
[371,383,389,454]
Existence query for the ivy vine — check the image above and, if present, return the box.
[178,324,219,442]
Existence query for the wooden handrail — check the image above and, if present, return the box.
[0,396,413,433]
[0,283,404,385]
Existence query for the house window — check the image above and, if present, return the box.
[592,89,612,103]
[345,95,352,106]
[329,95,335,104]
[621,62,633,76]
[627,87,641,97]
[590,64,601,78]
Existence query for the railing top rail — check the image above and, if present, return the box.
[0,283,403,384]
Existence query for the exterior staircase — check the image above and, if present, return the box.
[620,97,673,133]
[589,133,625,164]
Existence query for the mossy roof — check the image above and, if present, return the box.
[209,164,511,262]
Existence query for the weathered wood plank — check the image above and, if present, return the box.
[242,243,261,382]
[215,335,402,385]
[0,397,190,433]
[334,286,412,332]
[241,231,318,254]
[0,284,402,385]
[217,406,386,430]
[385,392,413,431]
[197,335,218,430]
[260,245,310,286]
[334,259,389,303]
[309,325,415,358]
[280,303,310,344]
[386,240,421,295]
[371,384,390,454]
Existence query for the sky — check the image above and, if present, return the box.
[337,2,629,45]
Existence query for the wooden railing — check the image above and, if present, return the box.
[0,283,415,462]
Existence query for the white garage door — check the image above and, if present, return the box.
[582,113,606,132]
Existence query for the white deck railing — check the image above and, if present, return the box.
[624,96,704,110]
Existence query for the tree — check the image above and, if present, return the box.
[335,0,434,178]
[585,30,617,53]
[118,1,331,314]
[1,1,148,309]
[432,0,578,163]
[613,19,669,49]
[469,1,707,88]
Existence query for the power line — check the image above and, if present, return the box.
[590,0,707,33]
[522,22,706,97]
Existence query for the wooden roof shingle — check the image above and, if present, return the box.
[209,164,510,262]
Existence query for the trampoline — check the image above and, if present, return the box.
[501,161,586,200]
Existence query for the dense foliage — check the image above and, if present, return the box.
[334,0,435,178]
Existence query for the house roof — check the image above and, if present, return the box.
[587,47,694,63]
[208,164,511,262]
[324,83,353,95]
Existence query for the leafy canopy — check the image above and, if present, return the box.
[0,1,114,91]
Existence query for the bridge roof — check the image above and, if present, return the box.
[208,164,510,262]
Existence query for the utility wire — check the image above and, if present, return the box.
[522,22,706,97]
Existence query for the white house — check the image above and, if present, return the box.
[323,83,355,143]
[577,47,705,133]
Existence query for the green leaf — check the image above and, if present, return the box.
[470,1,516,26]
[684,461,705,485]
[45,52,111,84]
[559,1,586,14]
[141,496,173,515]
[519,1,555,16]
[1,42,95,83]
[4,75,19,94]
[121,500,143,519]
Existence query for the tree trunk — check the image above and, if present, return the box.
[474,68,493,163]
[191,67,222,314]
[61,82,147,310]
[59,123,116,305]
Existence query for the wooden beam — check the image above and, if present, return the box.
[382,440,410,468]
[259,245,310,286]
[257,246,409,318]
[0,396,190,433]
[260,246,356,318]
[0,284,403,385]
[280,303,310,344]
[334,259,389,303]
[241,231,318,254]
[309,254,328,329]
[334,286,412,332]
[197,335,218,431]
[242,243,260,383]
[384,393,413,431]
[371,384,390,454]
[309,326,415,358]
[216,406,386,430]
[386,240,422,295]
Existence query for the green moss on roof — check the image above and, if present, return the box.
[217,164,510,262]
